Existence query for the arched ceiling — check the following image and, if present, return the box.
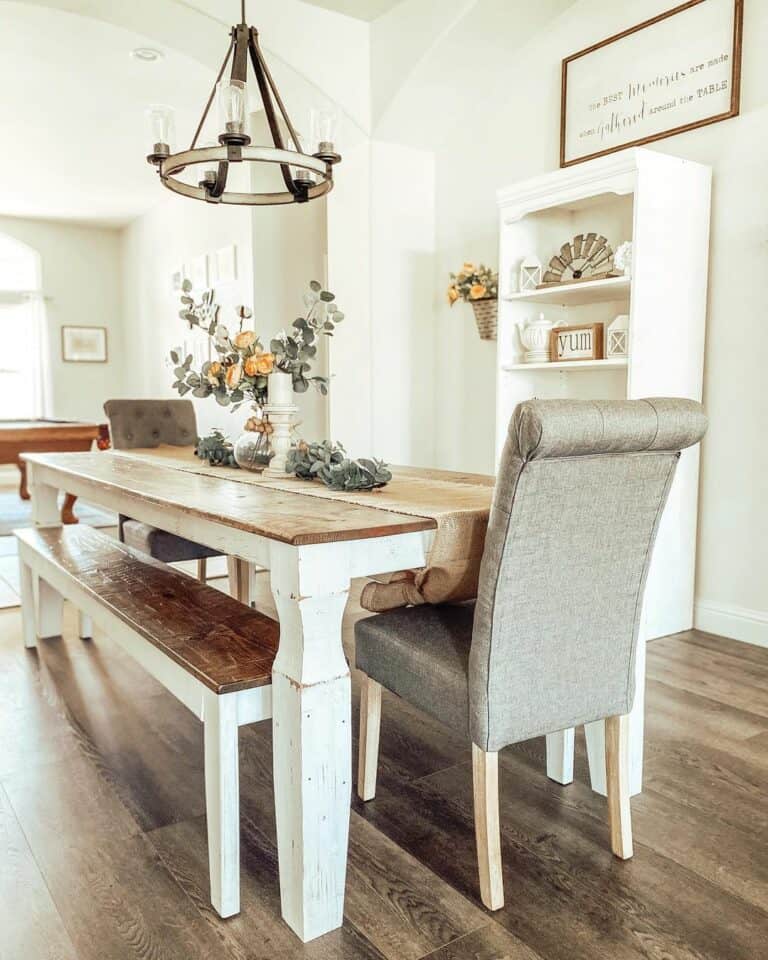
[0,2,213,225]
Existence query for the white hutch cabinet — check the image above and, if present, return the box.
[495,148,711,794]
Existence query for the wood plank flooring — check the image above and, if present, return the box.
[0,583,766,959]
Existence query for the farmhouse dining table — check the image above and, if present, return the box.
[21,449,649,941]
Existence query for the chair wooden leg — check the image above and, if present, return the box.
[472,743,504,910]
[197,558,207,583]
[226,557,251,605]
[357,674,381,801]
[605,714,633,860]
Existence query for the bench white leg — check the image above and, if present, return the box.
[18,555,37,649]
[546,728,575,785]
[36,577,63,641]
[78,611,93,640]
[204,692,240,918]
[269,541,351,943]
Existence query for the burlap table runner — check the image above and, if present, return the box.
[110,448,494,612]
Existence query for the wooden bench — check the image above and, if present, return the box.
[15,524,280,920]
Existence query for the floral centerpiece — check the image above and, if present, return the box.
[446,262,499,341]
[170,280,345,474]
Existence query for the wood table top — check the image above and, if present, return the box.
[22,451,439,546]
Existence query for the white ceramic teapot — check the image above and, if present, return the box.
[517,313,554,363]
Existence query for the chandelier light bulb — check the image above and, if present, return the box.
[218,79,249,144]
[145,104,175,162]
[310,106,339,156]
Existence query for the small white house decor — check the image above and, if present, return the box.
[519,256,542,292]
[517,313,555,363]
[550,322,604,361]
[606,314,629,358]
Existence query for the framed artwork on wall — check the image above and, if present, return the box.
[560,0,743,167]
[61,325,108,363]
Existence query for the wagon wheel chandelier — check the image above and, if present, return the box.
[145,1,341,206]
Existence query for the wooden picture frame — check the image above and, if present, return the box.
[560,0,743,167]
[550,323,604,362]
[61,325,108,363]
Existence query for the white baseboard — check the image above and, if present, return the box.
[694,600,768,649]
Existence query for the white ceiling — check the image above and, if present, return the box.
[300,0,403,21]
[0,3,215,227]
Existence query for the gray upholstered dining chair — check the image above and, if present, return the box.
[104,399,242,593]
[355,397,707,911]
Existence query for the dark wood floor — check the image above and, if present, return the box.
[1,580,767,960]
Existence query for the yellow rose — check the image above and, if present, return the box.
[447,285,460,306]
[244,351,276,376]
[254,352,275,375]
[206,360,222,386]
[225,362,242,388]
[470,283,487,300]
[233,330,256,350]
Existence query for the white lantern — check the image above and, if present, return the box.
[606,313,630,358]
[519,256,542,292]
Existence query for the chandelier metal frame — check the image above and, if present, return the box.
[147,2,340,206]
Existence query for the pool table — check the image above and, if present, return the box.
[0,419,108,524]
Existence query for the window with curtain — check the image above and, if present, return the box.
[0,234,49,420]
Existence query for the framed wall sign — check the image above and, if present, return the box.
[61,325,108,363]
[550,323,604,362]
[560,0,743,167]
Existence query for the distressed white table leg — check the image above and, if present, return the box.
[586,631,647,798]
[269,540,351,943]
[546,728,575,784]
[28,464,61,528]
[36,578,63,640]
[78,611,93,640]
[203,691,240,918]
[18,555,37,649]
[27,464,64,639]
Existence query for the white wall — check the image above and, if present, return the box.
[370,0,768,643]
[120,193,254,439]
[0,215,123,422]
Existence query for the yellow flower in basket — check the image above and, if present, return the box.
[463,262,475,272]
[233,330,256,350]
[447,285,460,306]
[469,283,487,300]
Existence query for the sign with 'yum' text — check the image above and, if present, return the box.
[550,324,604,362]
